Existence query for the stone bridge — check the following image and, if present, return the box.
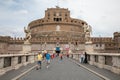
[0,53,120,80]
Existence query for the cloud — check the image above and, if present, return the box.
[14,10,28,15]
[0,0,120,38]
[0,24,25,37]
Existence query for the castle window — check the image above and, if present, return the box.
[56,18,59,21]
[100,44,102,47]
[75,42,78,45]
[82,22,84,25]
[54,18,62,22]
[59,13,61,16]
[96,44,98,47]
[54,12,56,16]
[109,44,111,46]
[48,12,50,16]
[65,17,67,20]
[65,13,67,16]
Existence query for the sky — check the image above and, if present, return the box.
[0,0,120,38]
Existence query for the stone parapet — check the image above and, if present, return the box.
[70,53,120,74]
[88,53,120,74]
[0,53,36,76]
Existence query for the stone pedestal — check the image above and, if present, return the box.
[28,55,35,63]
[0,58,4,68]
[85,41,94,53]
[23,42,31,54]
[0,58,5,75]
[22,56,27,66]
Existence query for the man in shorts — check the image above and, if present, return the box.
[45,52,51,68]
[36,52,43,70]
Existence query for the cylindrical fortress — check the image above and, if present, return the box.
[25,7,91,52]
[28,7,88,42]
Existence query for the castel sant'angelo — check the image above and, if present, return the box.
[0,6,120,54]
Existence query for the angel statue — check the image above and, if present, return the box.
[83,24,92,42]
[24,27,31,42]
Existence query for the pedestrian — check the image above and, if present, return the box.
[80,52,85,63]
[36,52,43,70]
[84,52,88,63]
[43,50,47,59]
[45,51,51,68]
[59,52,63,60]
[53,53,55,58]
[66,53,69,58]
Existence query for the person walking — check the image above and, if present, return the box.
[59,52,63,61]
[36,52,43,70]
[84,52,88,63]
[80,52,85,63]
[45,51,51,68]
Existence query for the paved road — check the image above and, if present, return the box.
[19,57,103,80]
[81,64,120,80]
[0,63,36,80]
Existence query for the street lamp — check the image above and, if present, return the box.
[12,32,16,53]
[99,35,102,52]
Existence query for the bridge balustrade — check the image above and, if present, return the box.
[0,53,36,75]
[69,53,120,74]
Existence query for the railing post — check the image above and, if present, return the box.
[28,55,35,63]
[0,57,4,68]
[111,56,120,74]
[11,56,18,69]
[0,57,5,75]
[22,56,26,66]
[89,55,95,65]
[98,56,105,68]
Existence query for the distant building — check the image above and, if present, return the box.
[0,7,120,54]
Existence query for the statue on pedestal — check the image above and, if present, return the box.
[22,27,32,54]
[24,27,31,44]
[84,24,94,53]
[84,24,92,42]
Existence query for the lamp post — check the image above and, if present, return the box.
[12,32,16,53]
[99,35,102,52]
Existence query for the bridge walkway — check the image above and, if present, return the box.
[0,57,119,80]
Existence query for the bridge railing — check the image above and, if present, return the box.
[0,53,36,75]
[69,53,120,74]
